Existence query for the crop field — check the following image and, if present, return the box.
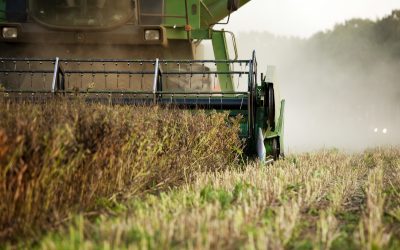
[0,102,400,249]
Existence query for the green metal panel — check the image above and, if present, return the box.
[200,0,250,28]
[164,0,200,29]
[191,29,211,39]
[0,0,5,21]
[166,28,210,40]
[164,0,252,30]
[165,0,252,40]
[212,30,234,91]
[165,28,189,40]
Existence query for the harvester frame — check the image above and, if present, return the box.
[0,0,285,161]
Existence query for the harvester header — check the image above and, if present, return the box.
[0,0,284,162]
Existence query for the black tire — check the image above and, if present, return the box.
[266,84,275,130]
[272,137,280,161]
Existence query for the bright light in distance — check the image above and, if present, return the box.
[374,128,378,133]
[382,128,388,134]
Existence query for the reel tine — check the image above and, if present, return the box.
[140,62,144,90]
[90,62,95,90]
[42,72,46,90]
[213,73,216,90]
[189,63,192,89]
[117,72,119,89]
[91,73,95,89]
[4,72,8,88]
[226,62,229,90]
[24,60,30,88]
[237,70,242,89]
[128,62,131,89]
[80,73,84,89]
[13,61,20,88]
[164,62,168,90]
[30,72,33,89]
[115,62,119,89]
[202,63,205,89]
[102,63,107,89]
[129,71,132,89]
[239,62,245,89]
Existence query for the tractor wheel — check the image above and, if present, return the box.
[266,84,275,130]
[272,137,280,161]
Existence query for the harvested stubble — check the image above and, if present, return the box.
[0,101,242,241]
[36,148,400,250]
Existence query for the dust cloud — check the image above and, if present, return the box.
[235,14,400,152]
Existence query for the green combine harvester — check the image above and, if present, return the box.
[0,0,284,161]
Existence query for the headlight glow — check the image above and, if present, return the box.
[2,27,18,39]
[144,30,160,41]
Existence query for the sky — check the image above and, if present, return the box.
[224,0,400,37]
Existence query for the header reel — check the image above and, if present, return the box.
[0,52,284,161]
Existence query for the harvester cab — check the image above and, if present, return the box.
[0,0,285,162]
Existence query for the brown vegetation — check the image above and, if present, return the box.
[0,101,241,241]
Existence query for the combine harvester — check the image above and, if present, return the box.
[0,0,284,161]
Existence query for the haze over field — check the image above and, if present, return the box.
[226,0,400,37]
[222,3,400,152]
[237,30,400,152]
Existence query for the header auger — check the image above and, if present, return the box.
[0,0,284,162]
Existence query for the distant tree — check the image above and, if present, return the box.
[374,10,400,58]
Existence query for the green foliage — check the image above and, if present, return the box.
[200,185,233,209]
[309,10,400,63]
